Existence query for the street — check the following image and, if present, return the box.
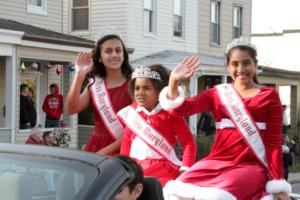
[293,183,300,193]
[290,172,300,193]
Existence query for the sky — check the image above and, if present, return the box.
[251,0,300,71]
[252,0,300,33]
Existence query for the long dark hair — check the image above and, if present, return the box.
[90,34,132,81]
[226,46,259,84]
[129,64,170,95]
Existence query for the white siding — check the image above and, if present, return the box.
[127,0,198,60]
[0,57,5,127]
[90,0,128,41]
[62,0,70,34]
[64,0,128,42]
[0,0,63,32]
[197,0,252,57]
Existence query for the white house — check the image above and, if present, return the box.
[0,1,94,147]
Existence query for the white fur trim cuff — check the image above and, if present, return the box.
[179,166,190,172]
[260,195,273,200]
[163,180,237,200]
[266,179,292,194]
[159,86,185,110]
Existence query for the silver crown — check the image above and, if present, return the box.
[226,37,257,54]
[132,66,162,80]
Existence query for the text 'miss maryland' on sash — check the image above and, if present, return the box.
[216,84,268,168]
[89,77,124,140]
[118,106,182,166]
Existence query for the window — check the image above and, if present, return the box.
[144,0,155,34]
[210,1,220,45]
[173,0,183,37]
[27,0,48,15]
[72,0,89,31]
[233,6,242,38]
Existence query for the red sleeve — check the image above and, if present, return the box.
[120,130,133,156]
[170,89,214,117]
[172,116,196,167]
[265,89,284,180]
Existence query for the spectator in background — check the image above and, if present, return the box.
[28,88,37,128]
[25,127,54,146]
[20,83,31,129]
[197,112,216,136]
[282,105,289,134]
[42,83,63,128]
[282,134,293,180]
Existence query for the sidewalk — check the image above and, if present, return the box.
[289,172,300,184]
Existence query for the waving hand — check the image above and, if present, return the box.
[75,52,94,77]
[170,56,200,82]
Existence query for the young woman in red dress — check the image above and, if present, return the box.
[161,38,291,200]
[118,64,196,186]
[66,34,132,155]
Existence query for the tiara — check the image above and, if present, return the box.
[132,66,162,80]
[226,37,257,54]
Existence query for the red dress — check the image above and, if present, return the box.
[119,103,196,186]
[84,81,131,153]
[163,86,285,200]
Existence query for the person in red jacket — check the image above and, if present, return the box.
[42,83,63,128]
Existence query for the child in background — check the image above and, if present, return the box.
[113,155,144,200]
[118,65,196,186]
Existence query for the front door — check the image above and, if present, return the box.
[20,73,41,127]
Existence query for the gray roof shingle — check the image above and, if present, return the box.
[0,18,94,48]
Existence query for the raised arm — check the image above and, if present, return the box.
[168,56,200,99]
[66,52,93,114]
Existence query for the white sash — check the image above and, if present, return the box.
[89,77,124,140]
[118,106,182,166]
[215,84,268,168]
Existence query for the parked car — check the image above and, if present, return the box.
[0,143,138,200]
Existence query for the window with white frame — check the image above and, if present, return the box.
[210,1,220,45]
[173,0,183,37]
[233,6,242,38]
[27,0,48,15]
[144,0,155,34]
[72,0,89,31]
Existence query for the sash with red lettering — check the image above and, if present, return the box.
[215,84,268,167]
[89,77,124,140]
[118,106,182,166]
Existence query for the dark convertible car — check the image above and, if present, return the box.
[1,143,299,200]
[0,143,138,200]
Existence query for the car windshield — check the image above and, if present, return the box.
[0,153,98,200]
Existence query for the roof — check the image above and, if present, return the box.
[130,50,227,75]
[252,29,300,37]
[258,65,300,79]
[0,18,94,48]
